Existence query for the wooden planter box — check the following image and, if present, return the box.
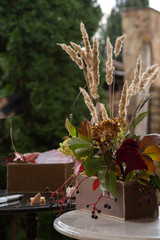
[7,162,74,193]
[76,175,159,220]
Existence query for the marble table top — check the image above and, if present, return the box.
[54,209,160,240]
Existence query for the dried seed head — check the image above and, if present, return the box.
[101,103,109,121]
[138,64,159,94]
[80,21,92,68]
[118,81,128,121]
[79,87,98,124]
[58,43,83,69]
[114,35,126,57]
[106,37,115,85]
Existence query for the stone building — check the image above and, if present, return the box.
[122,7,160,136]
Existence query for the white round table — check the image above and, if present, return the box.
[54,209,160,240]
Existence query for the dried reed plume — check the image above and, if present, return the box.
[80,21,92,68]
[129,55,142,95]
[58,44,83,69]
[70,42,86,62]
[126,55,142,106]
[87,66,99,99]
[118,81,128,121]
[138,64,159,93]
[79,87,98,124]
[145,67,160,91]
[106,37,114,85]
[101,103,108,121]
[114,35,126,57]
[91,37,100,99]
[59,22,160,127]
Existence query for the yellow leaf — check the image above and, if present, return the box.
[141,153,155,174]
[143,145,160,162]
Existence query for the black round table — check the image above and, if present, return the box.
[0,190,75,240]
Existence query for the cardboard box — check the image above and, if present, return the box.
[7,162,74,193]
[76,175,159,220]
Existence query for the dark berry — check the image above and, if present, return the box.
[104,204,108,208]
[64,199,67,203]
[86,204,89,208]
[94,215,98,219]
[114,198,117,202]
[69,184,73,188]
[97,209,101,213]
[141,188,145,195]
[92,210,95,214]
[108,205,111,209]
[91,214,95,218]
[76,190,79,194]
[45,187,49,191]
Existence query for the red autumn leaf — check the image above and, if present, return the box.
[14,152,40,163]
[78,119,91,140]
[74,160,85,176]
[140,134,160,152]
[24,152,40,163]
[92,178,100,191]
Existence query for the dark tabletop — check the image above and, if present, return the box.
[0,190,75,215]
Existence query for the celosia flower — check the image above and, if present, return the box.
[116,138,147,175]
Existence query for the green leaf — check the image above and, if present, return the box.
[136,178,149,186]
[68,137,92,159]
[98,169,106,189]
[65,118,76,137]
[150,175,160,191]
[68,137,91,149]
[105,169,117,197]
[125,133,139,141]
[98,169,117,197]
[129,111,149,131]
[125,170,136,181]
[75,147,92,159]
[83,155,107,177]
[136,92,154,114]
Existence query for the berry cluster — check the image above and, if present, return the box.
[139,187,152,205]
[86,193,114,220]
[46,175,88,215]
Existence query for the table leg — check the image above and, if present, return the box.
[25,213,37,240]
[10,215,18,240]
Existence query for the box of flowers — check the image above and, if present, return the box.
[48,22,160,220]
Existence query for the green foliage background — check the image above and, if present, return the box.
[0,0,102,155]
[0,0,102,239]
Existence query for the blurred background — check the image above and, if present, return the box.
[0,0,159,239]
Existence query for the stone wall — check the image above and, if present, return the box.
[122,7,160,135]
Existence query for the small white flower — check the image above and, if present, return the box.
[66,186,76,198]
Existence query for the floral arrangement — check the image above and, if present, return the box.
[56,21,160,200]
